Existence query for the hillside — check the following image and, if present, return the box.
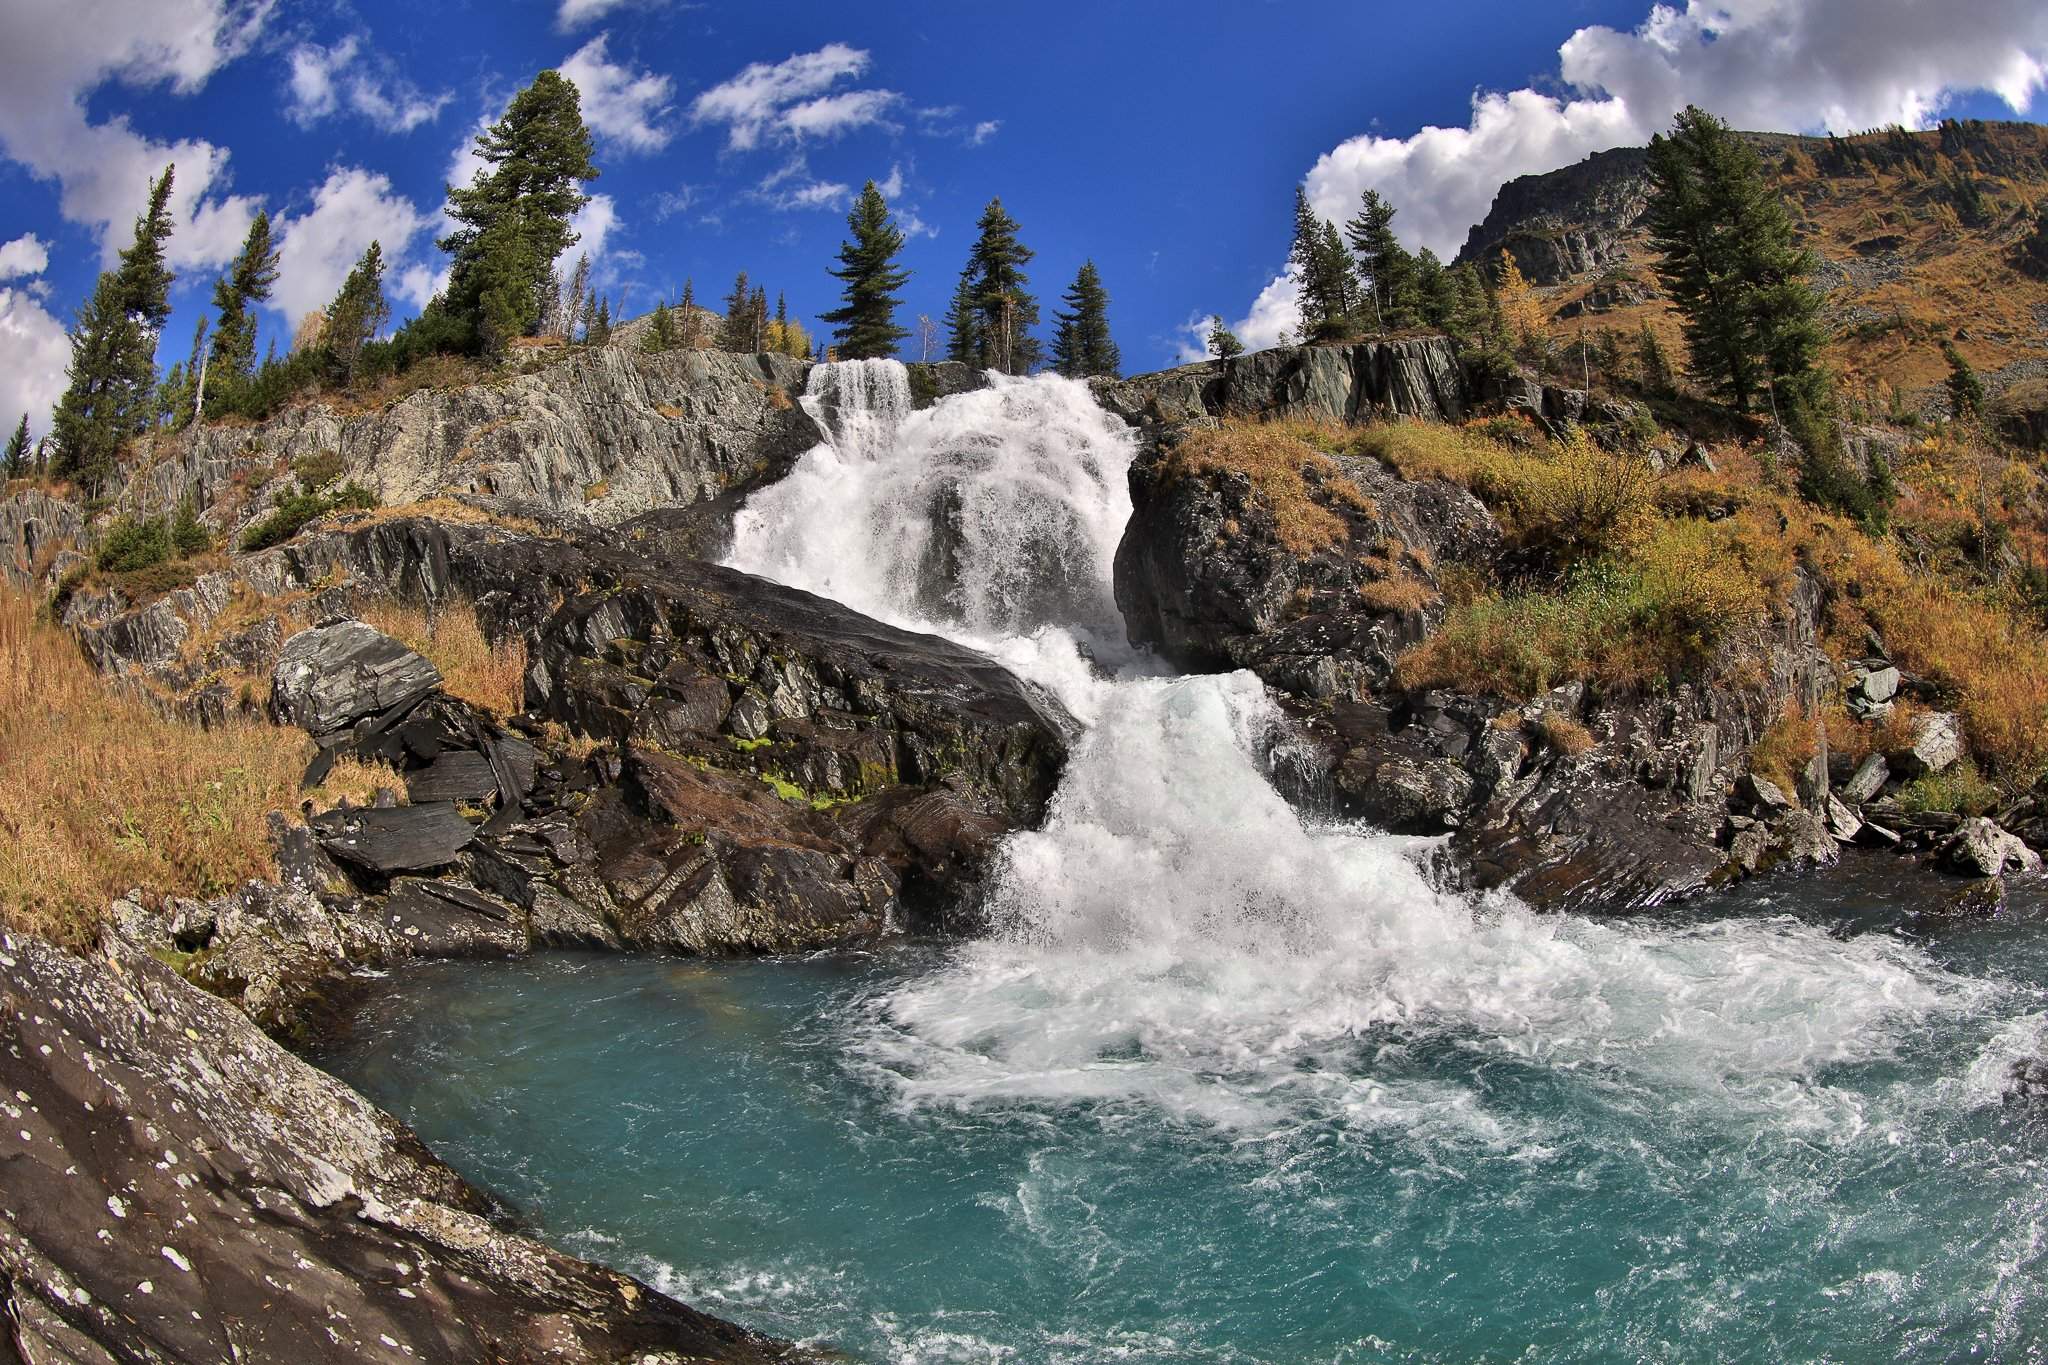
[1456,119,2048,414]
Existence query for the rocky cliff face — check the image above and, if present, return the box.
[1456,145,1653,287]
[0,927,798,1363]
[1100,338,1469,430]
[115,348,818,536]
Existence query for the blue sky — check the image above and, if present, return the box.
[2,0,2046,434]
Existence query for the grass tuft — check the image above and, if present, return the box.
[355,598,528,717]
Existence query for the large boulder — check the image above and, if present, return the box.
[1944,817,2042,877]
[271,620,442,737]
[0,928,790,1363]
[1899,711,1967,777]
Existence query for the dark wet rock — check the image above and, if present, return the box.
[405,748,500,803]
[381,877,529,957]
[1930,876,2008,919]
[311,802,480,875]
[2010,1056,2048,1100]
[1113,423,1499,694]
[0,929,795,1364]
[272,620,442,737]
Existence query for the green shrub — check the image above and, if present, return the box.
[292,450,345,491]
[238,482,376,552]
[94,517,173,573]
[170,498,211,556]
[1898,758,1998,816]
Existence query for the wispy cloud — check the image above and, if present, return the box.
[689,43,898,151]
[285,35,449,134]
[966,119,1001,146]
[560,33,674,153]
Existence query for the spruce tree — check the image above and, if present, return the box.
[1049,260,1120,378]
[322,241,389,386]
[590,295,612,344]
[52,164,177,489]
[1413,248,1456,331]
[440,70,598,354]
[677,279,702,348]
[715,271,753,350]
[1344,189,1418,330]
[3,415,27,479]
[1207,315,1244,361]
[1290,186,1354,343]
[1644,105,1824,415]
[643,301,676,352]
[943,266,979,364]
[1943,341,1985,420]
[964,198,1040,374]
[209,210,280,387]
[820,180,913,360]
[1444,263,1491,345]
[748,285,768,353]
[1637,320,1672,394]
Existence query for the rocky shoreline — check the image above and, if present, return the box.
[3,339,2045,1359]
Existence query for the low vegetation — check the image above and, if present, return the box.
[1162,420,1375,554]
[355,598,527,717]
[0,587,382,947]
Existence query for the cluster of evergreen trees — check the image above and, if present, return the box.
[1284,186,1494,348]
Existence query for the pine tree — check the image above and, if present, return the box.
[322,241,389,386]
[643,301,676,352]
[819,179,913,360]
[964,198,1040,374]
[590,295,612,344]
[715,271,753,350]
[677,279,703,348]
[2,415,27,479]
[1049,260,1120,378]
[1637,320,1672,394]
[1444,263,1491,345]
[208,210,280,387]
[440,70,598,354]
[943,266,979,364]
[1943,341,1985,420]
[748,285,768,353]
[52,164,178,489]
[1206,315,1244,361]
[1290,186,1354,343]
[773,291,789,349]
[1413,248,1456,331]
[1644,105,1823,415]
[1344,189,1418,330]
[564,253,592,341]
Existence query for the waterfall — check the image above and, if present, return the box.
[725,362,1991,1137]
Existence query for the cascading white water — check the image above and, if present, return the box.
[726,361,2022,1141]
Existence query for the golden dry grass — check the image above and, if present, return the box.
[1162,420,1376,554]
[356,598,528,717]
[1537,709,1595,756]
[1357,573,1439,613]
[0,587,385,947]
[343,497,544,536]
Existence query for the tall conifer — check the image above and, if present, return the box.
[1049,261,1120,378]
[963,199,1040,374]
[820,180,912,359]
[52,165,178,488]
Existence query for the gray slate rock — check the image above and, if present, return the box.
[271,620,441,737]
[1900,711,1967,777]
[1839,752,1890,805]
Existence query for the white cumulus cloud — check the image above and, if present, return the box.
[0,0,273,268]
[556,0,649,31]
[560,33,674,153]
[273,167,430,326]
[0,234,50,281]
[0,287,72,436]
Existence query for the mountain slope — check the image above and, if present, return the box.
[1455,119,2048,409]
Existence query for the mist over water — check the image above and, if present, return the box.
[332,361,2048,1361]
